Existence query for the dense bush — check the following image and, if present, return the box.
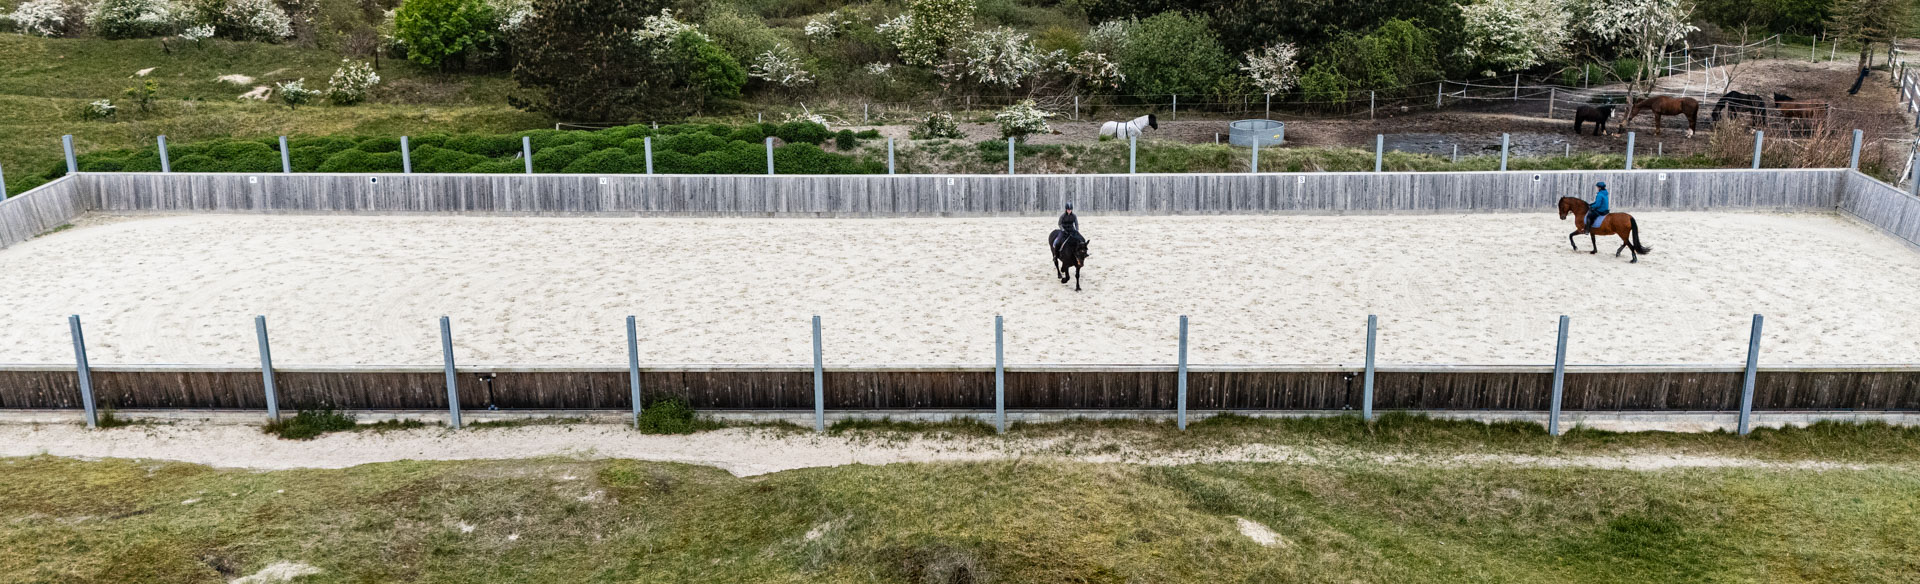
[774,121,831,145]
[88,0,181,39]
[1113,12,1232,98]
[395,0,497,70]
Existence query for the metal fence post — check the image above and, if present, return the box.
[1849,129,1863,170]
[1753,131,1765,168]
[1128,135,1137,174]
[158,135,171,172]
[1249,139,1259,173]
[69,315,97,428]
[1737,315,1764,435]
[1363,315,1377,421]
[1625,132,1636,170]
[644,137,654,174]
[1007,137,1015,175]
[521,137,533,175]
[440,316,462,429]
[1548,88,1556,119]
[401,136,412,174]
[0,163,6,199]
[279,136,290,173]
[1513,74,1519,100]
[627,315,642,428]
[995,315,1005,434]
[812,315,824,432]
[1500,133,1510,171]
[1073,95,1079,120]
[1374,135,1384,172]
[1436,83,1443,107]
[256,315,279,422]
[1452,144,1458,164]
[1171,94,1177,120]
[887,138,895,174]
[863,103,869,123]
[1549,315,1568,436]
[63,135,77,174]
[765,137,775,175]
[1265,94,1270,118]
[1177,315,1188,430]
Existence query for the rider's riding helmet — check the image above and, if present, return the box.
[1595,182,1606,189]
[1065,202,1074,210]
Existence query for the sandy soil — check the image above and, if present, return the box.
[0,423,1869,477]
[2,212,1918,367]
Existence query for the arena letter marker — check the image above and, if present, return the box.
[1737,315,1763,436]
[256,315,279,422]
[69,315,97,429]
[627,316,642,429]
[440,316,462,429]
[157,136,171,173]
[995,315,1005,434]
[1363,315,1377,421]
[812,315,825,432]
[1549,315,1568,436]
[1177,315,1189,431]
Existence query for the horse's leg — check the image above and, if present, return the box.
[1588,232,1597,254]
[1073,264,1082,291]
[1622,232,1639,263]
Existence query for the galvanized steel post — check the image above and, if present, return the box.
[1752,131,1765,168]
[69,315,97,428]
[1549,315,1568,436]
[1128,135,1137,174]
[440,316,462,429]
[256,315,279,422]
[1362,315,1377,421]
[1738,314,1763,435]
[1007,137,1015,175]
[1073,95,1079,119]
[812,315,825,432]
[158,135,171,172]
[1625,132,1636,169]
[765,137,775,175]
[994,315,1005,434]
[627,315,642,428]
[1500,133,1510,171]
[1374,135,1384,172]
[644,137,654,174]
[887,138,895,174]
[1250,139,1259,173]
[1177,315,1189,430]
[401,136,412,174]
[0,163,6,199]
[521,137,533,174]
[1848,129,1863,169]
[63,135,77,174]
[279,136,290,173]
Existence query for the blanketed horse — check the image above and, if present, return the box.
[1626,96,1699,138]
[1558,197,1652,263]
[1573,105,1615,136]
[1049,229,1090,291]
[1098,114,1158,139]
[1709,91,1767,124]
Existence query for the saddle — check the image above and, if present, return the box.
[1588,213,1608,229]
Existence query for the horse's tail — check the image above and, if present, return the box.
[1630,217,1652,254]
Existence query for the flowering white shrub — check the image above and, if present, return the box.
[873,13,908,41]
[994,99,1053,141]
[489,0,531,33]
[1580,0,1696,93]
[960,27,1046,87]
[912,111,963,139]
[276,78,314,108]
[749,45,814,87]
[1064,51,1124,90]
[1086,20,1129,54]
[865,62,892,75]
[1240,43,1301,95]
[325,59,380,105]
[221,0,293,41]
[83,99,118,120]
[180,23,215,42]
[89,0,182,39]
[1460,0,1572,71]
[782,111,830,128]
[633,8,705,48]
[9,0,70,37]
[888,0,974,66]
[803,10,841,39]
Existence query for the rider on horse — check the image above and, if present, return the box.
[1058,202,1087,254]
[1585,182,1610,231]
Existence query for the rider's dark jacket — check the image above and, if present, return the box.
[1058,211,1079,235]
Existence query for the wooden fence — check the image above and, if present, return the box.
[77,169,1845,217]
[3,364,1916,412]
[1839,170,1920,248]
[0,176,84,249]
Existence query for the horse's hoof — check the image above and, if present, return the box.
[1589,251,1597,255]
[1631,259,1639,263]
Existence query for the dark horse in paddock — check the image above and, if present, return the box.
[1573,105,1615,136]
[1048,229,1090,291]
[1558,197,1652,263]
[1626,96,1700,138]
[1710,91,1768,124]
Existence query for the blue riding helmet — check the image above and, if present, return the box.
[1596,182,1606,188]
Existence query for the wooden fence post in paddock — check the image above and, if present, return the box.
[1753,131,1765,168]
[1265,94,1270,118]
[1625,132,1636,170]
[995,315,1005,434]
[812,315,825,433]
[1549,315,1568,436]
[279,136,290,173]
[1171,94,1177,120]
[766,137,776,175]
[1177,315,1189,431]
[1375,135,1384,172]
[1738,315,1764,436]
[626,315,642,429]
[63,135,76,174]
[158,136,171,173]
[644,137,654,175]
[1513,75,1519,101]
[1548,88,1556,119]
[256,315,279,422]
[440,316,462,429]
[863,103,869,123]
[887,138,895,174]
[1436,83,1443,108]
[1370,91,1375,120]
[1500,134,1510,171]
[69,315,97,429]
[1362,315,1377,422]
[401,136,412,174]
[521,137,533,175]
[1849,129,1863,170]
[1073,95,1079,120]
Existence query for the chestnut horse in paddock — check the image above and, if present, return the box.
[1625,96,1699,138]
[1772,93,1831,128]
[1558,197,1653,263]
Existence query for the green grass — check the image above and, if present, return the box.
[0,454,1914,583]
[637,399,725,434]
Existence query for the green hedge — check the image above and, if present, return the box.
[35,121,872,182]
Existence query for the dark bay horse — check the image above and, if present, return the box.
[1049,229,1090,290]
[1573,105,1614,136]
[1557,197,1652,263]
[1710,91,1767,124]
[1626,96,1699,137]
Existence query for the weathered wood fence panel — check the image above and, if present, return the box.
[77,169,1846,217]
[7,366,1915,412]
[1838,170,1920,248]
[0,176,85,249]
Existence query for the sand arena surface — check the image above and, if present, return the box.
[0,212,1917,366]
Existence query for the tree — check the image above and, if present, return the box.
[1459,0,1573,72]
[1827,0,1911,70]
[1321,19,1441,91]
[1241,43,1301,96]
[671,32,746,102]
[881,0,977,66]
[396,0,497,70]
[1584,0,1698,99]
[513,0,689,121]
[1114,12,1232,98]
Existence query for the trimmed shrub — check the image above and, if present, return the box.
[561,148,642,173]
[659,132,729,155]
[531,142,594,172]
[317,149,405,172]
[411,145,491,173]
[356,136,403,153]
[775,121,830,145]
[169,154,222,172]
[466,159,525,174]
[444,134,521,157]
[855,129,881,139]
[834,129,857,150]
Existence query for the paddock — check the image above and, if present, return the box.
[2,210,1917,368]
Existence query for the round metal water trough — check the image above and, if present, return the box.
[1229,119,1285,147]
